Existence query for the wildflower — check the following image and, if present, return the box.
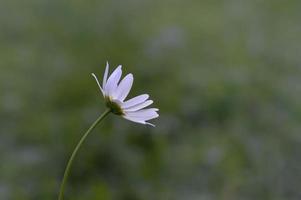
[92,62,159,126]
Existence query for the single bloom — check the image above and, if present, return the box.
[92,62,159,126]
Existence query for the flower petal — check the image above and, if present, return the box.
[125,108,159,121]
[123,100,153,112]
[91,73,104,96]
[114,73,133,101]
[105,65,122,96]
[123,115,155,127]
[102,62,109,88]
[121,94,149,109]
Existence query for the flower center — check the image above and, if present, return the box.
[105,96,124,115]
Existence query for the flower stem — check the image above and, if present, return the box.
[58,109,111,200]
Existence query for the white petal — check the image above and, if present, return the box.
[123,115,146,124]
[123,115,155,127]
[145,122,156,127]
[122,94,149,109]
[125,108,159,121]
[123,100,153,112]
[91,73,104,96]
[105,65,122,96]
[114,73,133,101]
[102,62,109,89]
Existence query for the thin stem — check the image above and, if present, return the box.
[58,109,111,200]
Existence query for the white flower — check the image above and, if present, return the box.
[92,62,159,127]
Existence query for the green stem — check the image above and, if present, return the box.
[58,109,111,200]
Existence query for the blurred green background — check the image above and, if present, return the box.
[1,0,301,199]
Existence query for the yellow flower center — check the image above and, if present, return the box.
[105,96,124,115]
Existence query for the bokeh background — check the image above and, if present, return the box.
[1,0,301,199]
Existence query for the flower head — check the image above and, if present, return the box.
[92,62,159,126]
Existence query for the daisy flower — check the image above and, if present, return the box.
[92,62,159,126]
